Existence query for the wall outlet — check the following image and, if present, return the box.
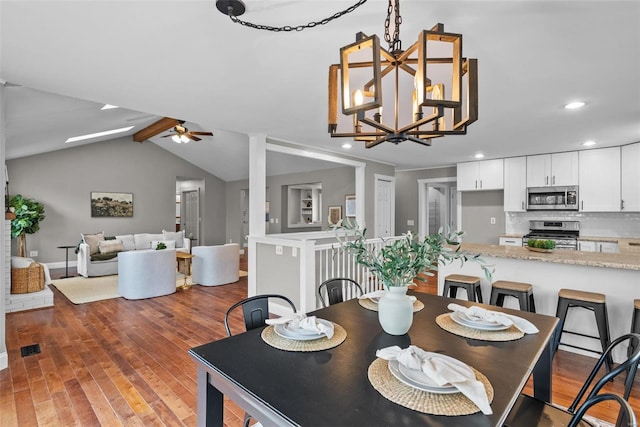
[490,217,496,225]
[270,218,274,223]
[407,219,415,226]
[275,245,283,255]
[30,250,38,257]
[291,247,297,257]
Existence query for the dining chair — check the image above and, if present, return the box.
[224,294,298,427]
[224,294,297,336]
[505,333,640,427]
[568,393,637,427]
[318,278,363,307]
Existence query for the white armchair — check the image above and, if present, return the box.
[117,249,177,299]
[192,244,240,286]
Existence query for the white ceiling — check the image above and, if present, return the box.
[2,1,639,182]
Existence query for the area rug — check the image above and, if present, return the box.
[52,271,245,304]
[51,275,121,304]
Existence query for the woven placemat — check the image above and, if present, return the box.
[368,358,494,416]
[435,313,524,341]
[359,298,425,313]
[261,323,347,352]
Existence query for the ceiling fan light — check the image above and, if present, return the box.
[181,135,190,143]
[172,135,182,143]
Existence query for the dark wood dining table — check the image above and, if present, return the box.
[189,292,558,427]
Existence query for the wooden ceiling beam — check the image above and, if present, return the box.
[133,117,180,142]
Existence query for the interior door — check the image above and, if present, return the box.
[182,189,200,243]
[427,185,448,235]
[375,175,395,238]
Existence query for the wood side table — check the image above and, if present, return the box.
[176,252,194,290]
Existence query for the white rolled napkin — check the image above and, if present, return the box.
[358,290,417,303]
[447,303,539,334]
[358,290,387,300]
[265,313,334,339]
[376,345,493,415]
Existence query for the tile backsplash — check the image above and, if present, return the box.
[506,212,640,238]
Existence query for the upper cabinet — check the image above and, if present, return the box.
[526,152,579,187]
[503,157,527,211]
[579,147,621,212]
[457,159,504,191]
[621,143,640,211]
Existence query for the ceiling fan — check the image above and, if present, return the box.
[161,120,213,143]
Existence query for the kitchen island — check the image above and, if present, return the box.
[438,244,640,363]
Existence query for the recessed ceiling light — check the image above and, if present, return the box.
[474,153,484,159]
[342,143,352,149]
[564,101,585,110]
[65,126,134,143]
[100,104,119,110]
[582,140,596,147]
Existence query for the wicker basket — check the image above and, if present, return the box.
[11,262,45,294]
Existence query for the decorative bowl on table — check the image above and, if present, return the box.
[526,239,556,253]
[526,246,555,253]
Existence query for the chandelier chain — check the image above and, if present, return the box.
[384,0,402,53]
[227,0,368,32]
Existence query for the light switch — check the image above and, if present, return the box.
[490,217,496,225]
[275,245,283,255]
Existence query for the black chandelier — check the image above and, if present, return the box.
[328,0,478,148]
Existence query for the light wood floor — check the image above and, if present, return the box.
[1,258,638,426]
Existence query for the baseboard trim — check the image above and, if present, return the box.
[0,351,7,371]
[45,260,78,270]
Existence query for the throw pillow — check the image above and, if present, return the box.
[98,239,125,255]
[82,232,105,255]
[115,234,136,251]
[162,229,185,248]
[151,240,176,250]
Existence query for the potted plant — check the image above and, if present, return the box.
[9,194,46,258]
[336,220,492,335]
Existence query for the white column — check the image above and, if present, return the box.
[1,82,8,370]
[248,134,267,297]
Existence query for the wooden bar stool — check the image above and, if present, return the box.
[442,274,483,303]
[555,288,612,372]
[489,280,536,312]
[630,299,640,357]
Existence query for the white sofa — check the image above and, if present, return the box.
[118,249,177,299]
[77,231,190,277]
[191,243,240,286]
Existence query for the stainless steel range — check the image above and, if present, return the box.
[522,220,580,250]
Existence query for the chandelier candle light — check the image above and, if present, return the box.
[328,0,478,148]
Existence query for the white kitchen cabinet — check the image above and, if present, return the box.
[578,240,619,253]
[503,157,527,211]
[621,142,640,211]
[457,159,504,191]
[499,237,523,247]
[579,147,621,212]
[526,152,579,187]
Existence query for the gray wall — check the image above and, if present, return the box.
[460,190,505,245]
[7,136,227,263]
[395,166,457,234]
[225,160,395,245]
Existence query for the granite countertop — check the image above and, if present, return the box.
[578,236,623,243]
[459,243,640,271]
[499,234,524,238]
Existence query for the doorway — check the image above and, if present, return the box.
[374,174,395,238]
[182,189,200,242]
[418,178,457,237]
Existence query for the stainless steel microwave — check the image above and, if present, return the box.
[526,186,579,211]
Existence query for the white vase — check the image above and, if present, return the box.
[378,285,413,335]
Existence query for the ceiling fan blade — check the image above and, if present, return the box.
[190,131,213,136]
[160,134,173,138]
[187,135,202,142]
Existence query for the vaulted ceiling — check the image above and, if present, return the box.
[2,1,639,181]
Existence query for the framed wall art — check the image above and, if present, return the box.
[345,194,356,218]
[328,206,342,225]
[90,192,133,217]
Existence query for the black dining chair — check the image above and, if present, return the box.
[568,393,637,427]
[318,278,363,307]
[224,294,298,427]
[224,294,297,336]
[505,333,640,427]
